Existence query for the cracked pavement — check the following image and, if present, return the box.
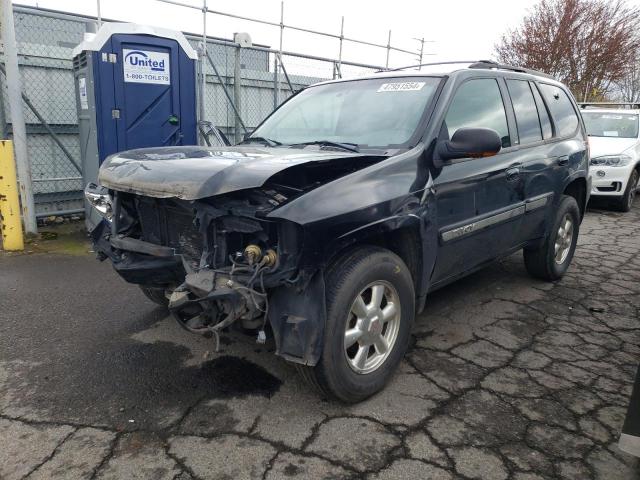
[1,204,639,480]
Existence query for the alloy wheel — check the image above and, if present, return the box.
[343,281,401,374]
[554,214,574,264]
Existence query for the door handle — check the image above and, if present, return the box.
[557,155,570,166]
[506,167,520,181]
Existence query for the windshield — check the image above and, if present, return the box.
[250,76,441,149]
[583,112,639,139]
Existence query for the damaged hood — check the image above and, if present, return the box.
[98,145,371,200]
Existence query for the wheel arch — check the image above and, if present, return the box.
[563,176,588,219]
[321,214,434,313]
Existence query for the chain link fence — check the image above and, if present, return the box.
[194,37,384,144]
[0,7,86,216]
[0,5,399,216]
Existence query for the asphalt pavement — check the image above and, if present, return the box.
[1,204,639,480]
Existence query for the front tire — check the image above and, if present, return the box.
[297,246,415,403]
[617,169,638,212]
[524,195,580,281]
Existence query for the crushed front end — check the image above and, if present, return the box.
[90,186,303,350]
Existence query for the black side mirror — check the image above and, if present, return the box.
[437,127,502,162]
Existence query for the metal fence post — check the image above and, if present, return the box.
[196,45,204,143]
[204,51,247,136]
[199,0,208,130]
[234,44,242,143]
[0,75,7,140]
[337,16,344,79]
[96,0,102,28]
[277,53,294,94]
[273,1,284,109]
[272,55,278,110]
[279,1,284,57]
[1,0,37,234]
[385,30,391,69]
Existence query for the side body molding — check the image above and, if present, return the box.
[439,192,553,244]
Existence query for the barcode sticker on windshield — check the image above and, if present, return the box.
[377,82,425,92]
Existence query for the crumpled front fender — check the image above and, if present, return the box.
[267,269,326,365]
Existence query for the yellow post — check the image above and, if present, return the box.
[0,140,25,251]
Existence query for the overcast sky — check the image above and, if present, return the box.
[16,0,640,69]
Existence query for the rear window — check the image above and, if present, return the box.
[538,84,579,137]
[582,112,639,138]
[506,79,542,144]
[531,84,553,139]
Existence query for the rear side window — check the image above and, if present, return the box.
[531,84,553,139]
[506,79,542,144]
[444,78,511,148]
[539,84,579,137]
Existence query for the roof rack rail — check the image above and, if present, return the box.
[384,60,479,72]
[385,60,556,80]
[468,60,556,80]
[577,102,640,109]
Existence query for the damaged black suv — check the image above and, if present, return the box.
[87,61,590,402]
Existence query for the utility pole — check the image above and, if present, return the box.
[414,37,425,69]
[1,0,37,234]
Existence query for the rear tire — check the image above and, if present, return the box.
[297,246,415,403]
[524,195,580,281]
[139,286,169,307]
[617,170,638,212]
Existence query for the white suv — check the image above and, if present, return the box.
[582,109,640,211]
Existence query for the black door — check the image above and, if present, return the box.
[431,77,527,285]
[505,80,587,245]
[505,79,557,243]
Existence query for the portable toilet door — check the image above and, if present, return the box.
[112,35,194,151]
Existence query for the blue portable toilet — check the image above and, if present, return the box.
[72,23,198,226]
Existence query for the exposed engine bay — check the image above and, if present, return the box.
[94,187,297,349]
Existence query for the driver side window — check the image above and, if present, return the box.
[444,78,511,148]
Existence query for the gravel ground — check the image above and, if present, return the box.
[1,204,639,480]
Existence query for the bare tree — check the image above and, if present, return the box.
[615,55,640,102]
[495,0,640,101]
